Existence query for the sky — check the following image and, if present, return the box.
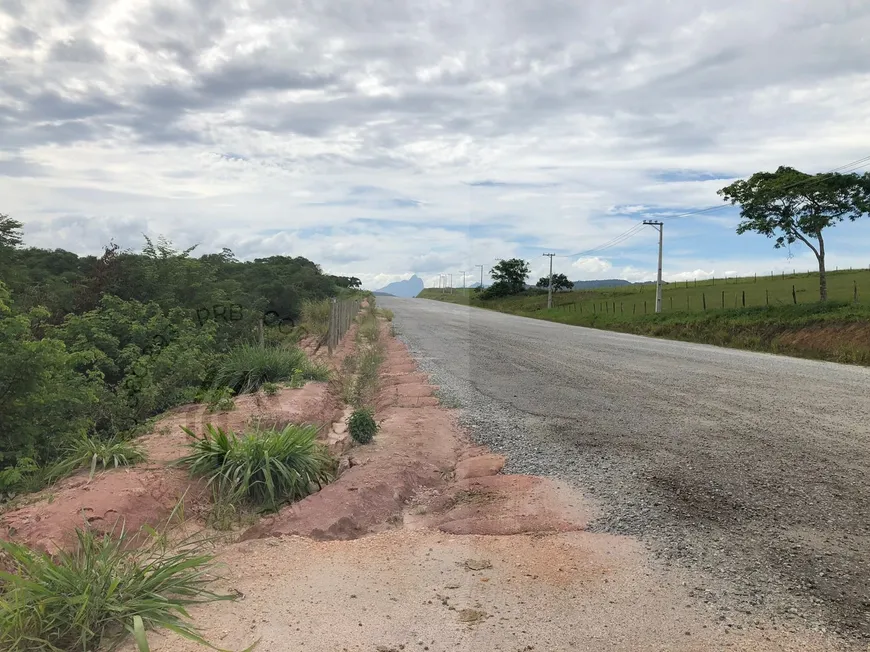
[2,0,870,290]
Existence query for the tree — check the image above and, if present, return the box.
[0,214,23,249]
[536,273,573,292]
[490,258,530,294]
[718,167,870,301]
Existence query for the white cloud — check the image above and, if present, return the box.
[2,0,870,283]
[571,256,614,277]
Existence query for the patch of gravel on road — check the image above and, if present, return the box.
[396,328,861,649]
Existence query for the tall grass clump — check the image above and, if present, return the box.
[179,424,334,511]
[0,525,240,652]
[211,344,329,395]
[300,298,331,337]
[48,436,146,482]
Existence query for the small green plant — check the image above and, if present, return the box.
[0,524,244,652]
[289,368,306,388]
[48,436,146,481]
[261,382,280,396]
[212,344,328,395]
[0,458,41,501]
[179,423,334,511]
[347,408,379,444]
[378,308,394,321]
[358,318,380,343]
[207,386,236,412]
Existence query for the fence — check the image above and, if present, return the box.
[326,298,361,354]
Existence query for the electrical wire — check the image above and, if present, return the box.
[552,152,870,259]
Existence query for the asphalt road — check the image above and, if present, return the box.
[381,296,870,643]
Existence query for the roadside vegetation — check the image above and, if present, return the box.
[180,423,334,513]
[0,517,247,652]
[0,214,359,500]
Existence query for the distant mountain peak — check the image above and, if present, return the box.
[374,274,424,298]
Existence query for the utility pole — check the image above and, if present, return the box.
[643,220,664,313]
[475,264,484,289]
[449,273,453,294]
[543,253,555,309]
[461,271,466,289]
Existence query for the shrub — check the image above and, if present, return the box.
[206,386,236,412]
[211,344,328,395]
[261,382,280,396]
[379,308,394,321]
[358,319,380,343]
[0,526,237,652]
[48,436,146,481]
[179,423,333,511]
[347,408,379,444]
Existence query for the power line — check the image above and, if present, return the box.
[554,152,870,258]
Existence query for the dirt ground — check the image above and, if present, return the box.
[119,320,848,652]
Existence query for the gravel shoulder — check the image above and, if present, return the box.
[384,297,870,646]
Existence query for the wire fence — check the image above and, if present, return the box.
[542,269,869,317]
[326,297,361,354]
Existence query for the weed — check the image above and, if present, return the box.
[179,423,334,511]
[358,319,380,343]
[378,308,394,321]
[0,525,243,652]
[347,408,379,444]
[261,382,280,397]
[212,344,328,395]
[289,368,306,388]
[48,436,146,482]
[300,298,331,337]
[206,386,236,412]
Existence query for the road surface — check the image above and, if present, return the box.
[381,296,870,642]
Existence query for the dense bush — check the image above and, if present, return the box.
[347,408,379,444]
[0,222,356,498]
[179,423,333,511]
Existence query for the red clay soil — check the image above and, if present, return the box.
[0,383,341,555]
[242,324,464,541]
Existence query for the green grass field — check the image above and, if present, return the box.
[418,268,870,365]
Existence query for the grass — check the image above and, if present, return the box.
[178,423,334,512]
[0,523,243,652]
[378,308,394,321]
[211,344,329,395]
[48,436,147,482]
[300,298,331,337]
[420,269,870,365]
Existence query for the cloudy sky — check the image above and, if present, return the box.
[2,0,870,289]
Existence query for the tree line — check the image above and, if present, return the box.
[0,216,360,496]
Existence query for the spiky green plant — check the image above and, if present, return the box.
[261,382,280,396]
[179,424,333,511]
[48,436,146,482]
[347,408,379,444]
[211,345,328,395]
[0,525,245,652]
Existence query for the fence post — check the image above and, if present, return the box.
[670,296,673,310]
[766,289,769,306]
[721,290,725,309]
[854,281,858,303]
[742,290,745,307]
[620,302,623,314]
[632,303,636,315]
[644,301,647,314]
[593,303,596,314]
[792,285,797,304]
[612,301,616,313]
[686,296,689,311]
[702,293,706,311]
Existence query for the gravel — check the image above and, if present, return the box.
[383,297,870,647]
